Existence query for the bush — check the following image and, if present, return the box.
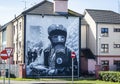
[99,71,120,82]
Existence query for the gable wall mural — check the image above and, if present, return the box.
[25,15,80,77]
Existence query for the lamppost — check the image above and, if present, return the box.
[95,36,101,79]
[98,36,101,65]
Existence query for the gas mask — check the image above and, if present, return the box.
[49,34,68,70]
[47,24,68,72]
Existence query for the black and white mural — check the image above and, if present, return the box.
[25,15,80,77]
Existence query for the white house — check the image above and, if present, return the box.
[84,9,120,73]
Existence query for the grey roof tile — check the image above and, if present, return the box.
[23,0,54,15]
[22,0,82,17]
[86,9,120,24]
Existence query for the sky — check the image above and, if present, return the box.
[0,0,119,25]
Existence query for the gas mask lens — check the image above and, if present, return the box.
[51,35,65,43]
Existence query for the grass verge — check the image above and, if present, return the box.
[0,77,119,84]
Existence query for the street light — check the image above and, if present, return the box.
[95,36,101,79]
[98,36,101,65]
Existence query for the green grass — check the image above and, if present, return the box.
[0,77,119,84]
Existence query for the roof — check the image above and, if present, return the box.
[22,0,82,17]
[0,22,9,31]
[86,9,120,24]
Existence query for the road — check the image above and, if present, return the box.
[0,80,69,84]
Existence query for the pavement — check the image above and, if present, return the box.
[0,80,70,84]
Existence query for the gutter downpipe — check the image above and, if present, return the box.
[96,22,98,65]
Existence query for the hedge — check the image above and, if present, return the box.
[99,71,120,82]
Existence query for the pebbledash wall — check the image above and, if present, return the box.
[25,15,81,77]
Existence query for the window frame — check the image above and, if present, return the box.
[101,60,109,66]
[101,44,109,53]
[114,28,120,32]
[114,60,120,65]
[114,60,120,71]
[114,44,120,48]
[101,28,109,37]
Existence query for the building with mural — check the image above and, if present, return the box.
[0,0,120,78]
[0,0,81,78]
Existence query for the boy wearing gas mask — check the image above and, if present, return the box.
[29,24,78,76]
[43,24,78,76]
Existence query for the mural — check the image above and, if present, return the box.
[25,16,79,77]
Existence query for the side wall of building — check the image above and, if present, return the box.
[98,24,120,55]
[84,11,97,55]
[81,25,86,48]
[13,16,24,64]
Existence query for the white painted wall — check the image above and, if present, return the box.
[13,17,24,62]
[84,11,97,55]
[81,25,86,48]
[98,24,120,55]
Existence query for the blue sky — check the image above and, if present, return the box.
[0,0,119,25]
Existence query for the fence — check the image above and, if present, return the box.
[0,64,19,78]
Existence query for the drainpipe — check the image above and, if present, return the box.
[96,22,98,65]
[23,14,26,64]
[79,17,81,77]
[96,23,101,65]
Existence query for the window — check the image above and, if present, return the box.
[101,60,109,71]
[2,29,6,42]
[13,25,15,35]
[101,60,109,66]
[114,44,120,48]
[101,44,109,53]
[19,22,21,30]
[18,41,21,54]
[2,29,6,49]
[114,60,120,65]
[16,24,18,29]
[19,41,21,49]
[114,60,120,71]
[114,28,120,32]
[101,28,108,36]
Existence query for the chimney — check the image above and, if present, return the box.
[54,0,68,14]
